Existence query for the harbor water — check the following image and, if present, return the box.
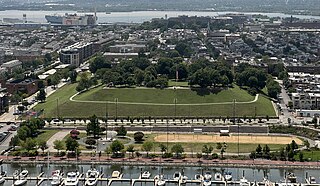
[0,163,320,185]
[0,10,320,24]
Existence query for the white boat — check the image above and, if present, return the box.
[181,176,188,184]
[19,170,28,178]
[204,172,212,180]
[195,174,204,181]
[0,171,7,184]
[13,179,27,186]
[224,172,232,181]
[240,177,250,186]
[14,170,28,186]
[64,172,79,186]
[51,170,63,186]
[155,175,166,186]
[308,176,317,184]
[85,168,100,186]
[214,173,223,181]
[141,171,151,179]
[173,172,181,181]
[111,171,121,179]
[203,179,212,186]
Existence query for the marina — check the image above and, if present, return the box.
[0,163,319,186]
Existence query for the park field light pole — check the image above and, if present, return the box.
[115,98,118,120]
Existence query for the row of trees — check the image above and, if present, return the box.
[249,140,300,161]
[10,119,47,156]
[86,55,234,90]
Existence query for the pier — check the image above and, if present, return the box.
[3,173,320,186]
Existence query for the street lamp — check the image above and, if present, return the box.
[115,98,118,120]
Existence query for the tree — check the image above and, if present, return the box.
[69,70,78,83]
[89,55,111,73]
[159,143,167,155]
[21,138,37,152]
[17,126,31,140]
[76,73,92,92]
[299,152,304,162]
[53,140,64,155]
[37,88,46,102]
[38,140,48,154]
[115,125,127,136]
[216,142,222,150]
[256,144,262,157]
[86,115,101,138]
[65,137,79,152]
[133,132,144,142]
[171,144,184,158]
[263,145,270,159]
[110,140,124,156]
[142,141,154,157]
[202,145,213,158]
[127,144,135,158]
[9,136,20,149]
[290,140,298,151]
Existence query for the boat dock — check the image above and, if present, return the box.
[3,171,320,186]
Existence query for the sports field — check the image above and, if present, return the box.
[35,83,276,118]
[154,134,303,145]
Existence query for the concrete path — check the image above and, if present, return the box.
[47,131,69,151]
[70,91,260,106]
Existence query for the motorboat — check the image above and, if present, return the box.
[240,177,250,186]
[214,173,223,181]
[154,175,166,186]
[141,171,151,179]
[111,171,121,179]
[64,171,79,186]
[203,179,212,186]
[287,173,297,183]
[181,176,188,184]
[19,170,28,178]
[173,172,181,181]
[195,174,204,181]
[0,171,7,184]
[85,168,100,186]
[308,176,317,184]
[204,172,212,180]
[224,172,232,181]
[13,170,28,186]
[51,170,63,186]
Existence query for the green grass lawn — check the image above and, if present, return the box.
[75,85,254,104]
[35,130,59,142]
[295,150,320,161]
[35,83,276,118]
[168,80,189,87]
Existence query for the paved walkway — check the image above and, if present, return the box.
[70,91,260,106]
[47,131,69,151]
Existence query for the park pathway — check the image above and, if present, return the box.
[47,131,69,151]
[70,90,259,106]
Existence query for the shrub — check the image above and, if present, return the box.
[162,152,173,158]
[134,132,144,142]
[85,138,96,146]
[212,153,219,159]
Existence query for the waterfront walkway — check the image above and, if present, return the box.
[1,156,320,169]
